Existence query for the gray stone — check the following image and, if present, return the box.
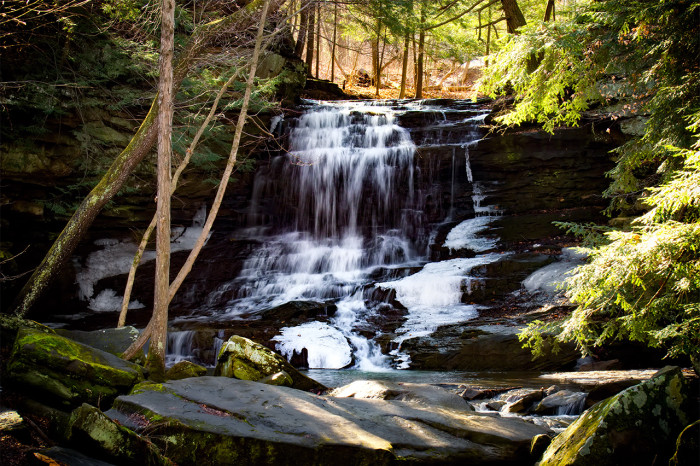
[55,326,140,356]
[539,366,692,466]
[214,335,326,392]
[534,390,587,415]
[106,376,549,465]
[500,388,544,413]
[329,380,473,411]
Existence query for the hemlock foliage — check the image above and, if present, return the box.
[479,0,700,360]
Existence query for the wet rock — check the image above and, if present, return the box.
[487,400,507,412]
[533,390,587,415]
[460,386,522,401]
[260,300,337,325]
[67,403,172,465]
[55,326,140,357]
[501,388,544,414]
[214,335,326,392]
[669,420,699,466]
[165,360,207,380]
[106,376,549,465]
[329,380,473,411]
[6,328,144,409]
[539,366,693,466]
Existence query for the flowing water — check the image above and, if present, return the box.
[169,99,504,373]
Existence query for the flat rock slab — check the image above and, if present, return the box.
[107,377,548,465]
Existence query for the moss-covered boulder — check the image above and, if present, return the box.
[6,328,144,409]
[165,360,207,380]
[67,403,173,465]
[214,335,326,392]
[538,366,693,466]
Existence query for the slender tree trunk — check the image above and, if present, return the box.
[148,0,175,381]
[399,31,410,98]
[305,1,315,75]
[10,0,285,318]
[118,71,239,328]
[500,0,526,33]
[314,1,320,78]
[544,0,555,22]
[372,17,381,97]
[330,1,337,82]
[295,1,308,57]
[123,0,272,362]
[415,14,426,99]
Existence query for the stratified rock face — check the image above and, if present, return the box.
[538,366,693,466]
[106,376,549,466]
[213,335,326,392]
[6,328,144,409]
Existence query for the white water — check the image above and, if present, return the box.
[210,101,501,370]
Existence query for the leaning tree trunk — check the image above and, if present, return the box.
[149,0,175,381]
[123,0,272,363]
[10,0,285,318]
[500,0,526,33]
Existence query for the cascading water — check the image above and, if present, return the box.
[203,100,499,370]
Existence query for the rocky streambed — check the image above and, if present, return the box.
[1,322,697,466]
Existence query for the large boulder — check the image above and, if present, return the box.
[213,335,326,392]
[538,366,694,466]
[329,380,473,411]
[106,376,549,465]
[55,326,140,356]
[6,327,144,409]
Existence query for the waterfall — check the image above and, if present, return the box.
[207,100,498,370]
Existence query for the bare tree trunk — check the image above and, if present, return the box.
[305,1,315,75]
[399,31,410,98]
[295,1,308,57]
[500,0,526,33]
[314,0,320,78]
[544,0,555,21]
[372,17,381,97]
[415,19,426,98]
[330,1,337,82]
[10,0,285,318]
[148,0,175,381]
[123,0,272,362]
[118,72,239,328]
